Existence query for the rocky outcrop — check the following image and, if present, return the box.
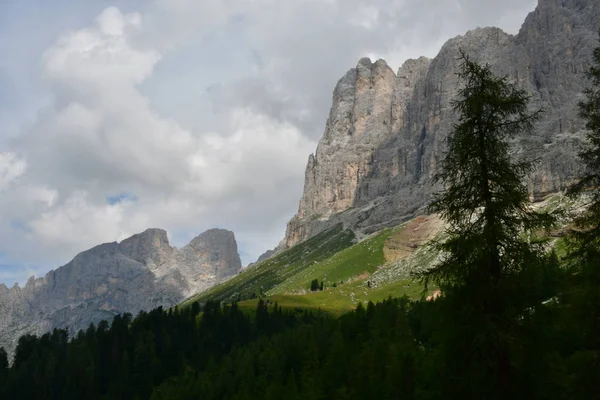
[254,248,277,264]
[0,228,241,355]
[173,229,242,282]
[286,58,397,247]
[284,0,599,248]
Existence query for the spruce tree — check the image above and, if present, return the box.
[569,31,600,253]
[0,347,8,389]
[561,31,600,387]
[423,51,552,288]
[419,51,553,398]
[310,279,319,292]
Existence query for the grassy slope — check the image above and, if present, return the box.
[233,222,439,314]
[183,219,443,314]
[183,224,355,305]
[271,227,395,295]
[185,194,577,314]
[237,279,425,315]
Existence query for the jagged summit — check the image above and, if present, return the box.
[280,0,598,252]
[119,228,173,265]
[188,228,235,249]
[0,227,242,355]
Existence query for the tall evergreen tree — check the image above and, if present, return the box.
[423,51,552,287]
[0,346,8,390]
[561,32,600,394]
[569,31,600,253]
[419,51,553,399]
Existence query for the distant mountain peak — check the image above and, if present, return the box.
[119,228,173,265]
[0,227,242,355]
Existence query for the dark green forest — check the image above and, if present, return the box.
[2,40,600,400]
[0,280,596,400]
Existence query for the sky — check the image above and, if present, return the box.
[0,0,537,286]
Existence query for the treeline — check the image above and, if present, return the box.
[0,298,431,400]
[0,276,595,400]
[0,301,315,400]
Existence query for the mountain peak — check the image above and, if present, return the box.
[283,0,598,249]
[357,57,372,67]
[189,228,235,247]
[0,225,243,354]
[185,228,242,279]
[119,228,172,265]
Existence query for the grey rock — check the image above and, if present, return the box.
[0,228,241,356]
[284,0,599,247]
[177,228,242,281]
[119,228,173,266]
[256,249,277,263]
[285,58,397,247]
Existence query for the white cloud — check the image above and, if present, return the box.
[43,7,157,85]
[0,0,537,284]
[0,153,26,189]
[28,191,134,253]
[1,4,316,275]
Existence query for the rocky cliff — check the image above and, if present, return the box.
[284,0,599,248]
[0,228,241,354]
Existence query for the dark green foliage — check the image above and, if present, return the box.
[423,51,552,288]
[1,297,426,400]
[151,298,422,400]
[2,302,267,400]
[310,279,319,292]
[0,276,596,400]
[569,31,600,245]
[0,348,7,371]
[0,347,7,398]
[560,32,600,397]
[418,51,556,399]
[566,31,600,274]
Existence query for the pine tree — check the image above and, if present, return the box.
[0,347,7,370]
[561,31,600,390]
[422,51,552,288]
[569,31,600,255]
[310,279,319,292]
[0,346,8,390]
[419,51,553,398]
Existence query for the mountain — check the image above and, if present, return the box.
[190,0,598,311]
[0,228,241,354]
[282,0,599,250]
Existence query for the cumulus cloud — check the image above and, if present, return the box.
[202,0,537,138]
[0,153,26,189]
[0,0,536,285]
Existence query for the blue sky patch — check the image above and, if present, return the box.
[106,193,138,205]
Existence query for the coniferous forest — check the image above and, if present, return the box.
[2,38,600,400]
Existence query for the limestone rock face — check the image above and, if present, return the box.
[283,0,599,248]
[174,228,242,284]
[119,228,173,266]
[0,228,241,355]
[286,58,397,247]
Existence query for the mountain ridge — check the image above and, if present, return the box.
[278,0,599,253]
[0,226,242,354]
